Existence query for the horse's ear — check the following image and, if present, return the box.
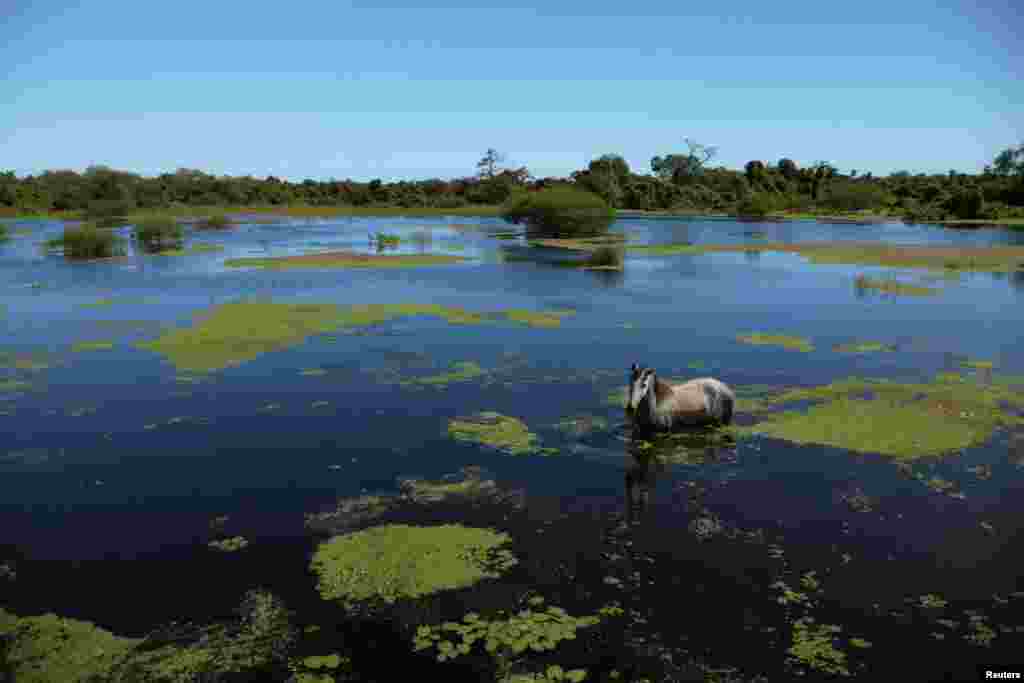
[630,362,638,373]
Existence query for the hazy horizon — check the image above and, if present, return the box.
[3,0,1021,182]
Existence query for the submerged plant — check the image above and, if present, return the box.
[133,216,184,253]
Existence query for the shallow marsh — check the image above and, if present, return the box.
[1,213,1024,681]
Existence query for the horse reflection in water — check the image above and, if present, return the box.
[621,417,739,527]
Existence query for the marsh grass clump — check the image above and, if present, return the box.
[310,523,517,608]
[45,222,126,260]
[737,332,815,352]
[502,187,615,236]
[133,216,184,253]
[583,245,624,270]
[853,274,938,297]
[0,223,9,241]
[448,412,540,455]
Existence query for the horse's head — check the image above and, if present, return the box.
[627,363,656,413]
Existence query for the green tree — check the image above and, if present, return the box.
[777,158,799,180]
[651,138,717,185]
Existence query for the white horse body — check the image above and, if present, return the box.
[627,365,735,431]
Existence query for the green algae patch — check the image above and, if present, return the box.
[962,359,995,370]
[786,617,849,677]
[854,274,938,297]
[833,340,897,354]
[500,308,575,328]
[738,375,1024,458]
[71,340,115,352]
[300,367,328,377]
[224,251,466,269]
[630,241,1024,272]
[0,609,141,682]
[401,360,485,387]
[154,243,225,256]
[448,411,540,455]
[0,378,31,392]
[310,523,517,607]
[737,332,814,352]
[136,302,573,373]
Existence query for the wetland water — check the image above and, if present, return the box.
[1,214,1023,681]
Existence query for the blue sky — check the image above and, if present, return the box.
[2,0,1021,181]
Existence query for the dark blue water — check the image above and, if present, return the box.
[2,215,1022,681]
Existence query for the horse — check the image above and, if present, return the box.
[626,363,735,431]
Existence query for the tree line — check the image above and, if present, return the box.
[2,142,1022,221]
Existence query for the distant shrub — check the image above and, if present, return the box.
[946,186,985,219]
[198,214,233,229]
[435,194,468,209]
[133,216,184,252]
[501,187,614,236]
[820,181,888,212]
[736,193,775,218]
[85,199,135,221]
[46,223,126,259]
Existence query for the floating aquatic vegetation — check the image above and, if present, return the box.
[0,351,52,371]
[0,379,30,392]
[839,487,876,513]
[961,359,994,370]
[300,367,328,377]
[965,614,996,647]
[153,243,225,256]
[628,241,1024,272]
[310,523,517,607]
[413,596,601,682]
[224,251,466,269]
[71,340,114,352]
[208,536,249,552]
[0,608,141,682]
[853,274,939,297]
[786,617,849,677]
[311,400,330,408]
[917,594,949,610]
[137,301,574,372]
[555,414,609,437]
[687,360,706,369]
[737,332,814,352]
[448,412,541,455]
[500,309,576,328]
[735,374,1024,459]
[832,341,897,354]
[259,403,281,412]
[400,360,485,387]
[848,637,872,649]
[287,652,354,682]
